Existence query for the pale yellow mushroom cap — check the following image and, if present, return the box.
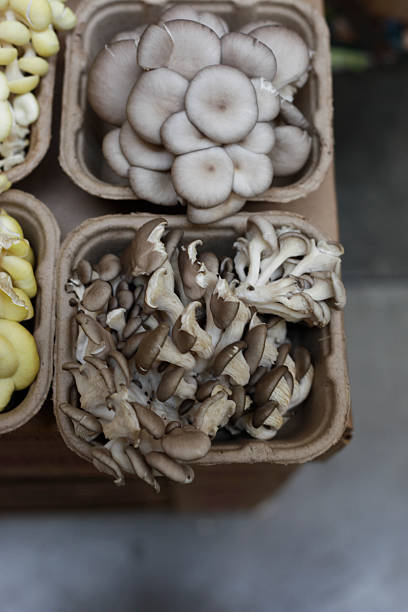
[0,334,18,378]
[0,101,12,141]
[0,319,40,409]
[23,245,35,266]
[18,55,49,76]
[0,208,24,237]
[0,255,37,297]
[0,72,10,100]
[50,0,76,30]
[0,174,11,193]
[0,287,30,321]
[10,0,52,32]
[6,59,39,94]
[31,28,60,57]
[0,21,30,46]
[0,46,18,66]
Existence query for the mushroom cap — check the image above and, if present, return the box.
[212,340,247,376]
[172,316,195,353]
[156,365,185,402]
[294,346,312,381]
[96,253,121,281]
[230,385,246,420]
[163,19,221,80]
[244,324,267,374]
[82,279,112,312]
[160,111,215,155]
[199,12,228,37]
[134,323,169,374]
[210,280,239,329]
[271,125,312,177]
[120,217,168,277]
[102,129,130,178]
[88,40,141,126]
[186,193,245,225]
[172,147,234,209]
[252,400,280,428]
[162,426,211,461]
[178,243,206,300]
[137,24,174,70]
[132,402,166,438]
[250,25,310,90]
[185,65,258,144]
[127,67,188,145]
[239,20,280,35]
[279,99,309,131]
[251,77,280,122]
[129,168,178,206]
[120,121,173,171]
[240,122,275,154]
[221,32,277,81]
[254,365,291,405]
[0,320,39,393]
[145,451,194,484]
[226,144,273,198]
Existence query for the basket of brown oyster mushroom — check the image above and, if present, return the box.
[60,0,332,217]
[54,213,348,491]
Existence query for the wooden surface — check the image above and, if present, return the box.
[0,0,347,512]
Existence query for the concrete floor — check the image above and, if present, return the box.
[1,62,407,611]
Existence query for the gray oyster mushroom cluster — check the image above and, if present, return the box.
[61,217,345,490]
[88,5,313,223]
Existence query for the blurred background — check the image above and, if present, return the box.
[1,1,407,610]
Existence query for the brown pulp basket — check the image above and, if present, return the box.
[0,189,60,434]
[53,211,350,474]
[6,58,56,185]
[59,0,333,204]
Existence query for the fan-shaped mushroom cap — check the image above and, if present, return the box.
[160,5,200,22]
[221,32,276,81]
[172,146,234,209]
[251,77,280,121]
[185,65,258,143]
[226,144,273,198]
[271,125,312,176]
[199,12,228,37]
[210,278,239,330]
[137,24,174,69]
[120,218,167,277]
[88,40,141,126]
[163,19,221,80]
[212,340,250,386]
[127,67,188,145]
[110,24,147,43]
[161,111,215,155]
[145,451,194,484]
[120,121,173,171]
[162,426,211,461]
[240,122,275,154]
[129,168,178,206]
[279,99,309,130]
[102,129,130,178]
[187,193,245,225]
[250,25,310,90]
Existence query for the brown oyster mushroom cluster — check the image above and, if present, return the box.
[61,217,345,489]
[88,6,313,223]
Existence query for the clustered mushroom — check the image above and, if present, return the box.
[0,208,39,410]
[0,0,77,192]
[62,216,345,489]
[88,5,313,223]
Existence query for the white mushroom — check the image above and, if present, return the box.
[185,65,258,143]
[221,32,277,81]
[251,77,280,121]
[129,167,178,206]
[127,67,188,145]
[172,147,234,208]
[160,111,215,155]
[137,24,174,70]
[239,122,275,154]
[102,129,130,178]
[226,144,273,198]
[271,125,312,177]
[120,121,173,171]
[187,194,245,225]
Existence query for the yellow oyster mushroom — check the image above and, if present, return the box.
[50,0,76,30]
[0,273,33,320]
[0,101,12,141]
[0,254,37,297]
[0,45,18,66]
[0,20,30,46]
[0,208,24,237]
[31,27,59,57]
[22,245,35,266]
[0,174,11,193]
[0,71,10,100]
[5,58,39,94]
[10,0,52,31]
[18,47,49,76]
[0,319,40,411]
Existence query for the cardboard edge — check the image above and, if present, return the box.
[0,189,60,434]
